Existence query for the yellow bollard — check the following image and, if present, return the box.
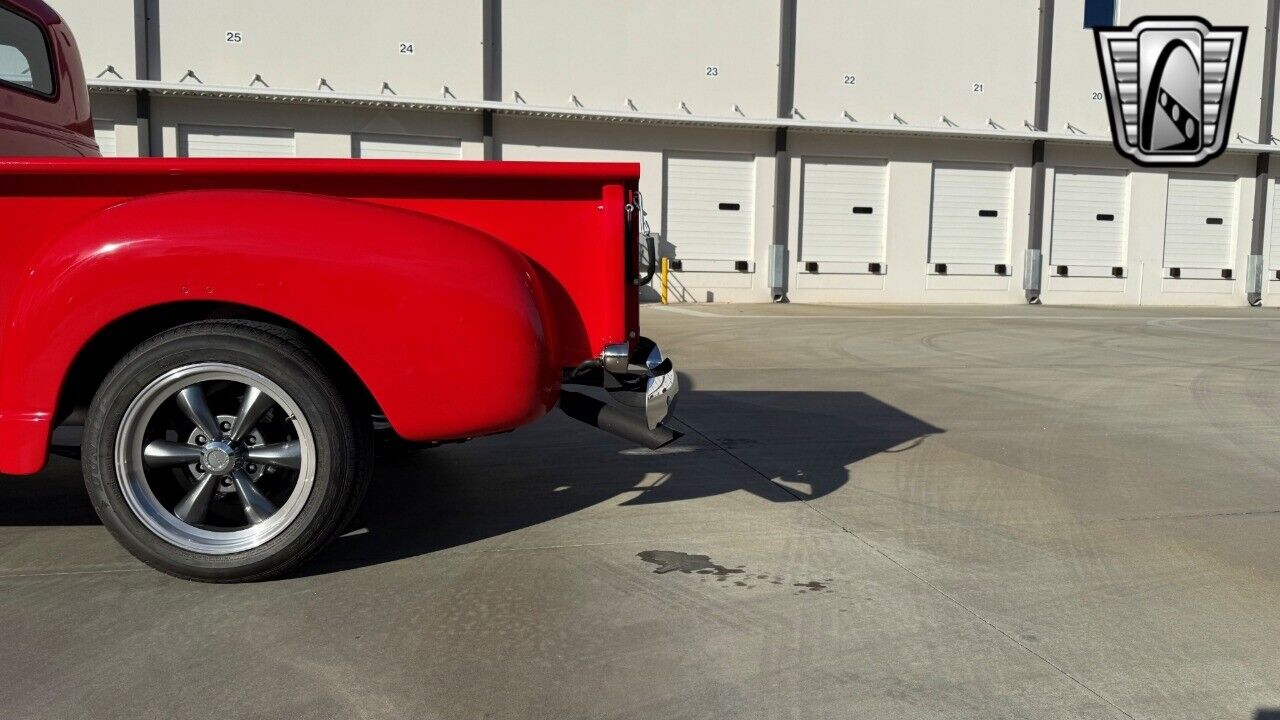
[660,257,670,305]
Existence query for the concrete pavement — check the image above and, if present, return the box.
[2,303,1279,719]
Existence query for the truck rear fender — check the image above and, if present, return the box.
[0,190,556,473]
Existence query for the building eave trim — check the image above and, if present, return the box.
[87,79,1275,154]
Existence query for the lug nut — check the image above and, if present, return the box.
[247,464,258,473]
[196,435,206,444]
[221,421,231,431]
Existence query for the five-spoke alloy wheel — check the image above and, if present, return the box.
[84,321,372,582]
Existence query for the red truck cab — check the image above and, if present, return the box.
[0,0,95,155]
[0,0,677,581]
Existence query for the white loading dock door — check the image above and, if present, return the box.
[354,133,462,160]
[179,125,296,158]
[799,158,888,273]
[664,152,755,271]
[928,163,1013,271]
[93,119,116,157]
[1163,174,1237,272]
[1049,169,1128,272]
[1270,180,1280,272]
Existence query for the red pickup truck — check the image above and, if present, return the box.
[0,0,678,581]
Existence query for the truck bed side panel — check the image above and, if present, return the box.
[0,159,639,474]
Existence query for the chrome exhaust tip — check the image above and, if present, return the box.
[559,390,681,450]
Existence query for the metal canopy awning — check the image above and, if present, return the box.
[88,79,1277,156]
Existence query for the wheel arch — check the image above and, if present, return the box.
[57,301,379,426]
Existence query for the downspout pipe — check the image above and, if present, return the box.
[770,0,798,302]
[1247,0,1280,306]
[1024,0,1055,303]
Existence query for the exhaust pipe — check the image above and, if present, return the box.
[559,390,681,450]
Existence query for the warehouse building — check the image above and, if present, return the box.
[50,0,1280,306]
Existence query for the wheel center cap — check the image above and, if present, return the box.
[202,442,236,475]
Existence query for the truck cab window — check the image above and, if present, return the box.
[0,5,53,95]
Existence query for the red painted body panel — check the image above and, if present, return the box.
[0,158,642,474]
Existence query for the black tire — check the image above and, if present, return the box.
[83,320,373,582]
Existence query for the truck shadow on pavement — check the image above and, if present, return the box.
[306,374,943,575]
[0,375,943,575]
[0,458,100,526]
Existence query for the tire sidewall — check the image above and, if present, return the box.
[84,327,357,581]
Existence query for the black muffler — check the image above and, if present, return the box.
[559,390,681,450]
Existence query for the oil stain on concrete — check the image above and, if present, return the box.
[793,580,828,592]
[636,550,744,577]
[638,551,836,594]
